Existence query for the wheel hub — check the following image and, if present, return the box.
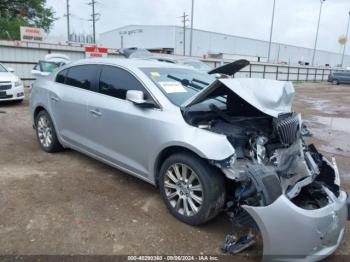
[37,115,53,148]
[164,163,203,217]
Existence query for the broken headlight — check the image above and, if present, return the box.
[213,154,237,169]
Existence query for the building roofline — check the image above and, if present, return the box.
[100,24,344,57]
[100,24,178,35]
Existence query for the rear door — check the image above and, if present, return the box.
[86,65,160,178]
[343,72,350,84]
[49,64,98,150]
[336,73,348,83]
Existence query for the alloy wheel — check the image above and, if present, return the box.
[164,163,203,217]
[37,115,53,148]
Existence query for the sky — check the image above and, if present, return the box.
[46,0,350,54]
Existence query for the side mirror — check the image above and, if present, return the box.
[31,69,50,77]
[7,67,14,73]
[126,90,156,108]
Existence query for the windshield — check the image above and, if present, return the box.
[0,64,8,72]
[177,60,212,71]
[141,67,216,106]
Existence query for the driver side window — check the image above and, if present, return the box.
[99,66,149,100]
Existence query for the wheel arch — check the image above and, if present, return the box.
[154,145,211,187]
[32,105,65,148]
[33,105,48,126]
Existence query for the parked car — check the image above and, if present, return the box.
[0,63,24,103]
[29,58,349,260]
[32,54,71,77]
[119,47,152,58]
[119,47,213,73]
[144,56,213,73]
[328,71,350,85]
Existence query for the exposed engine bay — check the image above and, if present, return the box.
[185,99,340,204]
[182,78,344,258]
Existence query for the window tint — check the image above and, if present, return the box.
[56,69,68,84]
[99,66,147,100]
[65,65,96,90]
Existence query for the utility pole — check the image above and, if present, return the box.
[312,0,326,66]
[267,0,276,63]
[88,0,99,44]
[341,11,350,67]
[65,0,70,42]
[189,0,194,56]
[180,12,189,56]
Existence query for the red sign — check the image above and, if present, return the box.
[85,46,108,58]
[20,26,44,42]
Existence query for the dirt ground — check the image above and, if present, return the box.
[0,81,349,260]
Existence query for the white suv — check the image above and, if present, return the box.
[0,63,24,102]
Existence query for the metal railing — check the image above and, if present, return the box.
[0,40,335,86]
[233,63,331,82]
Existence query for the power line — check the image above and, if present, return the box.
[88,0,100,44]
[189,0,194,56]
[180,12,189,56]
[70,14,89,21]
[312,0,326,67]
[341,11,350,67]
[267,0,276,63]
[64,0,70,42]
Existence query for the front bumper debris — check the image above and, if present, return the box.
[243,190,348,261]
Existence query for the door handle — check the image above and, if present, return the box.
[50,96,59,102]
[89,109,102,117]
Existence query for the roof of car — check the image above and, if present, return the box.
[69,58,188,70]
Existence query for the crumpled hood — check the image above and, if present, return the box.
[182,78,295,118]
[0,72,18,82]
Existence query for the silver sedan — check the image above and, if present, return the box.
[29,58,349,260]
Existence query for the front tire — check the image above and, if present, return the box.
[332,79,339,85]
[35,110,63,153]
[159,153,226,226]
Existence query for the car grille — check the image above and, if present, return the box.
[0,83,12,91]
[275,113,300,145]
[0,94,13,99]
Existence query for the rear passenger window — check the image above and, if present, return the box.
[65,65,96,90]
[56,69,68,84]
[99,66,147,100]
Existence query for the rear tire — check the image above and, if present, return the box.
[159,153,226,226]
[332,79,339,85]
[35,110,63,153]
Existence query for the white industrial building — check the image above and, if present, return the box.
[100,25,350,67]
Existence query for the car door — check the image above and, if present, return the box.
[338,73,348,84]
[86,65,161,179]
[344,72,350,84]
[49,65,98,150]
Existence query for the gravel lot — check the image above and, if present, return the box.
[0,81,349,260]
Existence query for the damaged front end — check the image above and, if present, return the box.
[182,78,348,260]
[221,140,347,261]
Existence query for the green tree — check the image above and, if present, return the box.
[0,0,55,40]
